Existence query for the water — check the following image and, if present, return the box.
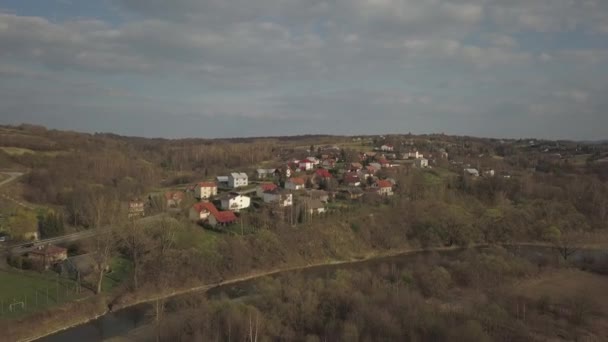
[37,245,608,342]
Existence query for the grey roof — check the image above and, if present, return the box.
[230,172,248,179]
[217,176,229,182]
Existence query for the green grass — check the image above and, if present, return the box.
[102,256,133,292]
[0,269,82,319]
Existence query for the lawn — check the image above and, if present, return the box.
[102,256,133,292]
[0,147,63,157]
[0,269,83,319]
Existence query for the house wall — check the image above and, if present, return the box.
[196,186,217,199]
[229,176,248,188]
[285,182,303,190]
[221,196,251,211]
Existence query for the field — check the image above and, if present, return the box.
[0,147,64,157]
[102,257,133,292]
[512,268,608,339]
[0,269,83,319]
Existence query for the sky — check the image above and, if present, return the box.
[0,0,607,140]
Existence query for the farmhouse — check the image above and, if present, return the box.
[189,202,237,226]
[262,189,293,207]
[285,177,306,190]
[373,180,394,196]
[28,245,68,269]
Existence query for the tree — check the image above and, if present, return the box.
[116,220,152,290]
[38,211,65,238]
[7,208,38,240]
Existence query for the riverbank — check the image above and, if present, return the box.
[20,241,608,341]
[18,244,476,342]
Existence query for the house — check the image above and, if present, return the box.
[306,156,320,165]
[321,159,337,169]
[415,158,429,168]
[339,187,364,200]
[216,176,229,187]
[301,198,326,215]
[438,149,449,159]
[368,163,382,171]
[275,165,293,179]
[377,158,390,168]
[299,160,314,171]
[28,245,68,269]
[307,189,331,203]
[128,199,145,218]
[483,169,496,177]
[256,169,277,179]
[220,193,251,212]
[257,183,278,196]
[464,168,480,177]
[343,173,361,187]
[164,191,185,207]
[373,180,394,196]
[350,162,363,172]
[195,182,218,199]
[380,144,394,152]
[315,168,332,180]
[228,172,248,188]
[403,151,423,159]
[189,202,237,226]
[285,177,306,190]
[262,189,293,207]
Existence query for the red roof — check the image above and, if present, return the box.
[344,173,360,183]
[315,169,332,178]
[259,183,278,192]
[192,202,236,224]
[377,180,392,188]
[198,182,217,188]
[289,177,305,185]
[378,158,389,164]
[215,211,237,223]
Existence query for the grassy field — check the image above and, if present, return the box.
[0,269,83,319]
[102,257,133,292]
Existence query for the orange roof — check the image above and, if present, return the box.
[192,202,236,223]
[30,245,67,256]
[377,180,392,188]
[198,182,217,188]
[289,177,305,185]
[165,191,185,200]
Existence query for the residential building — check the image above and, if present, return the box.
[262,189,293,207]
[216,176,229,187]
[339,187,364,200]
[257,183,278,196]
[380,144,394,152]
[306,156,320,165]
[128,199,145,218]
[164,191,185,207]
[228,172,248,188]
[321,159,337,169]
[483,169,496,177]
[368,163,382,171]
[415,158,429,168]
[343,173,361,187]
[378,158,390,168]
[301,198,326,214]
[464,168,480,177]
[285,177,306,190]
[189,202,237,226]
[299,161,314,171]
[315,168,332,180]
[307,189,330,203]
[220,193,251,212]
[350,162,363,171]
[195,182,218,199]
[256,169,277,179]
[28,245,68,269]
[373,180,394,196]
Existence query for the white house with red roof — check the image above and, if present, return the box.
[189,202,237,226]
[373,180,394,196]
[195,182,218,199]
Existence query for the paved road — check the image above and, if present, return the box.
[0,228,110,256]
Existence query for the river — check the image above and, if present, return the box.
[36,245,608,342]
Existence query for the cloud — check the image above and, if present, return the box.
[0,0,607,140]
